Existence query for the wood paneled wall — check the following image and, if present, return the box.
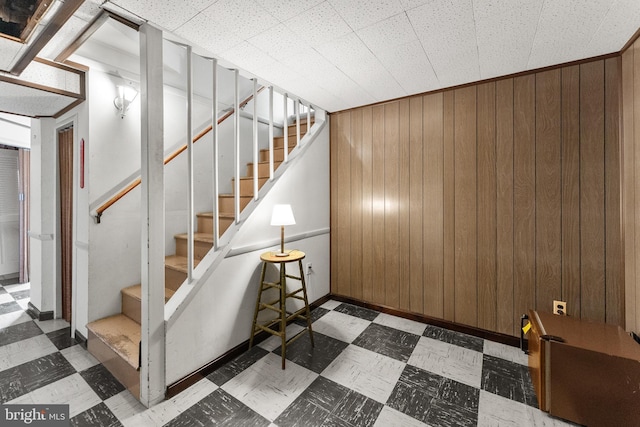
[331,57,623,337]
[622,39,640,334]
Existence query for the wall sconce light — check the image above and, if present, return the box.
[271,204,296,257]
[114,83,138,119]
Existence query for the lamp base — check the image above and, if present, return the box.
[274,252,290,257]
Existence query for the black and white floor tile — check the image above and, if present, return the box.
[0,280,578,426]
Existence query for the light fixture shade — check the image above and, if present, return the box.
[114,83,139,118]
[271,204,296,226]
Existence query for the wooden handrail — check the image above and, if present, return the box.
[95,86,265,223]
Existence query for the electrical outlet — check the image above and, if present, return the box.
[553,300,567,316]
[305,262,313,275]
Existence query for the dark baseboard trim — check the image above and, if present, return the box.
[75,330,88,349]
[165,294,332,399]
[329,294,521,348]
[26,302,54,321]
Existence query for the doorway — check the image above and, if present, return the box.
[58,126,73,322]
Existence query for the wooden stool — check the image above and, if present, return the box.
[249,249,314,369]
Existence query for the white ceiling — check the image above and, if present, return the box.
[5,0,640,115]
[98,0,640,112]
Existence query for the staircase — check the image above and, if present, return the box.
[86,118,312,399]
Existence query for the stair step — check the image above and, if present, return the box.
[218,194,251,213]
[174,233,213,259]
[274,136,298,149]
[247,160,283,177]
[121,284,175,324]
[232,176,268,197]
[197,210,237,235]
[87,314,140,369]
[260,146,294,163]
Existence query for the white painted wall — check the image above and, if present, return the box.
[166,121,330,384]
[29,118,57,314]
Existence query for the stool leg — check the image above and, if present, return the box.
[249,262,267,348]
[280,262,287,369]
[298,260,314,348]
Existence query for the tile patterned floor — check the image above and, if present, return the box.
[0,280,579,426]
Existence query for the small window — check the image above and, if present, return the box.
[0,0,53,43]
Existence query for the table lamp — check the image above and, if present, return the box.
[271,204,295,257]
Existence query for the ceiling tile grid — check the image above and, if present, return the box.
[473,0,543,80]
[175,13,244,56]
[328,0,405,30]
[527,0,613,70]
[376,39,440,95]
[408,0,481,88]
[247,23,308,61]
[200,0,280,40]
[111,0,204,31]
[254,0,324,21]
[283,1,352,46]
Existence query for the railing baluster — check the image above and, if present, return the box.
[186,45,194,283]
[268,86,274,180]
[234,69,240,224]
[211,58,219,250]
[295,99,300,150]
[253,79,259,200]
[307,103,311,138]
[283,93,289,163]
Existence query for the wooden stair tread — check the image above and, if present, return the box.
[174,232,214,243]
[121,284,175,302]
[165,255,201,272]
[198,211,236,218]
[218,194,252,199]
[87,314,140,369]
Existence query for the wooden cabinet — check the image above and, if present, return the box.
[528,310,640,426]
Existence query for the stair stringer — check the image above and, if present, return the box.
[164,116,327,327]
[164,114,330,385]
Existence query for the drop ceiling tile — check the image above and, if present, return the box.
[0,82,76,117]
[220,41,277,74]
[527,0,612,69]
[0,38,20,72]
[248,24,308,61]
[408,0,480,87]
[473,0,542,80]
[315,32,404,101]
[399,0,430,11]
[175,12,243,55]
[39,16,89,59]
[586,0,640,57]
[329,0,405,30]
[284,1,352,46]
[376,40,439,95]
[201,0,279,40]
[357,12,417,54]
[254,0,324,21]
[111,0,201,31]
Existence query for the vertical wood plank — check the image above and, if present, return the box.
[605,57,623,326]
[424,92,445,318]
[535,69,562,312]
[350,109,363,301]
[385,102,400,308]
[409,96,424,315]
[477,81,497,331]
[561,65,582,318]
[634,40,640,333]
[443,90,456,322]
[361,107,374,301]
[513,74,536,324]
[330,113,338,295]
[372,105,386,305]
[336,112,352,297]
[622,42,636,332]
[454,86,478,327]
[496,78,515,335]
[398,99,411,311]
[580,60,606,323]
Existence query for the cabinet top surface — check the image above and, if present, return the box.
[530,310,640,359]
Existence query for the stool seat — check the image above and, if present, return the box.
[249,250,314,369]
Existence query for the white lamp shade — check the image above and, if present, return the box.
[271,204,296,226]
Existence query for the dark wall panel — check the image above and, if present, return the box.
[330,57,623,336]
